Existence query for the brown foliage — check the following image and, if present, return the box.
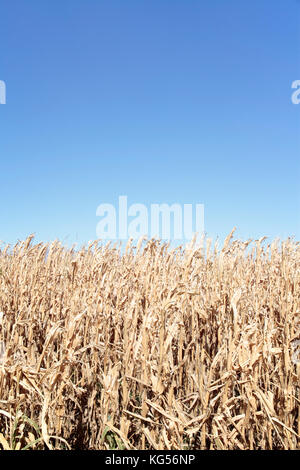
[0,232,299,449]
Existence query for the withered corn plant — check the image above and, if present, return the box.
[0,230,299,450]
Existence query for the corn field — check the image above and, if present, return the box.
[0,230,299,450]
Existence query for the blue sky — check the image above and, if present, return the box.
[0,0,299,247]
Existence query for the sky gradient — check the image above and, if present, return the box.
[0,0,299,247]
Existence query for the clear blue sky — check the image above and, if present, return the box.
[0,0,299,247]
